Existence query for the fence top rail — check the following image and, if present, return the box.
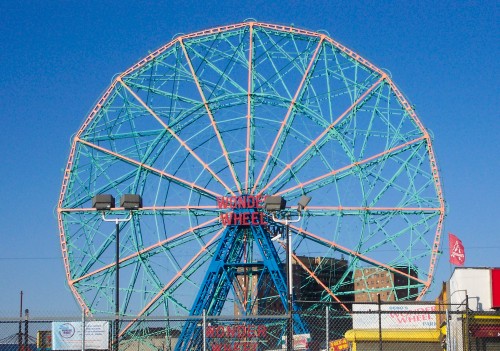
[1,310,499,322]
[0,315,292,322]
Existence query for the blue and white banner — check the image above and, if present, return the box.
[52,321,109,350]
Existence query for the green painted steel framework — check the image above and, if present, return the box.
[57,21,445,349]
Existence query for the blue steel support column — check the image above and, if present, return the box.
[175,211,308,351]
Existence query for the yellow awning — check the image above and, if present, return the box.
[345,329,441,342]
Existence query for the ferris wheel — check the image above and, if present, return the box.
[57,21,445,349]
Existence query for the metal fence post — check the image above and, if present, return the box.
[82,310,86,351]
[18,297,22,351]
[445,308,451,351]
[203,309,207,351]
[465,295,470,351]
[24,309,29,351]
[325,306,329,351]
[378,294,382,351]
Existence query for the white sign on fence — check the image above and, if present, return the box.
[282,333,310,350]
[52,321,109,350]
[352,304,437,329]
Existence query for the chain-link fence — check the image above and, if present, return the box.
[1,302,499,351]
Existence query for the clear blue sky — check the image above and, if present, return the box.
[0,1,498,315]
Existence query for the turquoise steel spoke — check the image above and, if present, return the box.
[262,79,386,196]
[139,239,219,317]
[122,80,202,107]
[368,142,426,207]
[184,39,248,98]
[78,138,219,200]
[252,29,294,97]
[260,39,324,188]
[279,137,425,198]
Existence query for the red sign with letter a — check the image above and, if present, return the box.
[449,233,465,266]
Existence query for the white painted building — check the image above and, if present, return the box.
[447,267,500,351]
[449,267,498,311]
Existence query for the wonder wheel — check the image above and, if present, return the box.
[57,21,445,350]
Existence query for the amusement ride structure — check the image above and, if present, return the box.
[57,21,445,350]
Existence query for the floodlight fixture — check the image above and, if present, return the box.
[92,194,115,210]
[264,195,286,212]
[297,195,312,213]
[120,194,143,210]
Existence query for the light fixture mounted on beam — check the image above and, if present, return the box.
[264,195,287,212]
[120,194,143,210]
[92,194,115,210]
[297,195,312,213]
